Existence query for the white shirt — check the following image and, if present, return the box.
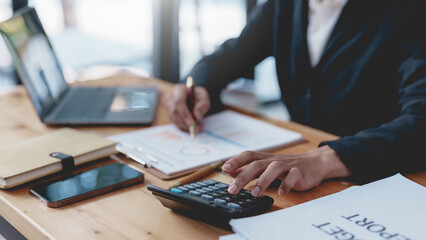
[307,0,348,67]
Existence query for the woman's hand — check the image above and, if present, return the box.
[167,84,211,131]
[222,145,351,197]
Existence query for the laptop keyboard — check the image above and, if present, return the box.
[55,88,115,120]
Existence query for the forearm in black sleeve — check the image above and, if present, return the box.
[321,108,426,184]
[187,0,277,113]
[320,7,426,183]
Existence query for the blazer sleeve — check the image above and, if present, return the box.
[320,2,426,184]
[187,0,277,113]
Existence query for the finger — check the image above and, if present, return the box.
[227,167,265,180]
[278,167,301,196]
[227,160,270,195]
[222,151,271,173]
[193,87,210,121]
[167,88,184,118]
[173,84,188,103]
[167,96,189,130]
[167,93,177,117]
[251,161,290,197]
[172,85,194,126]
[226,168,243,178]
[176,102,194,127]
[177,104,194,126]
[196,122,205,133]
[171,114,189,131]
[193,101,209,121]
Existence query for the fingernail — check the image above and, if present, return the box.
[278,189,285,196]
[228,183,238,194]
[222,163,231,172]
[252,186,261,197]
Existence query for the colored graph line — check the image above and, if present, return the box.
[151,130,182,140]
[204,130,246,148]
[179,146,210,156]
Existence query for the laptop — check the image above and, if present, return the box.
[0,7,159,125]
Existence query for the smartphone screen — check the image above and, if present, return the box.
[30,163,144,207]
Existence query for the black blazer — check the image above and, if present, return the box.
[188,0,426,183]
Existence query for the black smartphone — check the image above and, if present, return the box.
[29,163,144,207]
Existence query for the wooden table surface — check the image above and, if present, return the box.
[1,74,425,240]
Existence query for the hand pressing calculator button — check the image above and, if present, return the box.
[148,179,274,229]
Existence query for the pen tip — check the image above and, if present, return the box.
[189,122,196,139]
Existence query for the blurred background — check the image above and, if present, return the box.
[0,0,288,119]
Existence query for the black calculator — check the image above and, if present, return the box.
[147,179,274,229]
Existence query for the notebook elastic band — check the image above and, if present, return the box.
[49,152,75,173]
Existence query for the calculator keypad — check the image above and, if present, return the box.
[148,179,274,227]
[170,179,259,211]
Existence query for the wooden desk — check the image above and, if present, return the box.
[1,74,425,239]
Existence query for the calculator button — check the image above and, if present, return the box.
[197,182,208,187]
[202,194,214,201]
[184,185,195,190]
[215,183,229,189]
[208,186,220,191]
[203,180,218,185]
[228,203,242,210]
[171,188,183,194]
[214,198,227,206]
[210,192,222,198]
[238,192,248,197]
[217,190,229,195]
[177,186,189,193]
[196,189,207,194]
[190,191,201,197]
[244,190,253,195]
[221,196,232,202]
[190,183,202,188]
[202,187,213,192]
[239,192,254,199]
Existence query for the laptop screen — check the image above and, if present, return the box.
[0,7,68,117]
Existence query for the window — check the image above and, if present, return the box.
[28,0,154,81]
[0,0,15,91]
[179,0,247,78]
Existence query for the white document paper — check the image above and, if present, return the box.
[109,110,303,175]
[228,174,426,240]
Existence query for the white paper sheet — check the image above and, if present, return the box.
[109,110,303,175]
[227,174,426,240]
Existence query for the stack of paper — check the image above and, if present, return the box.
[220,174,426,240]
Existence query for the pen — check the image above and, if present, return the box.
[169,161,224,189]
[186,76,196,139]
